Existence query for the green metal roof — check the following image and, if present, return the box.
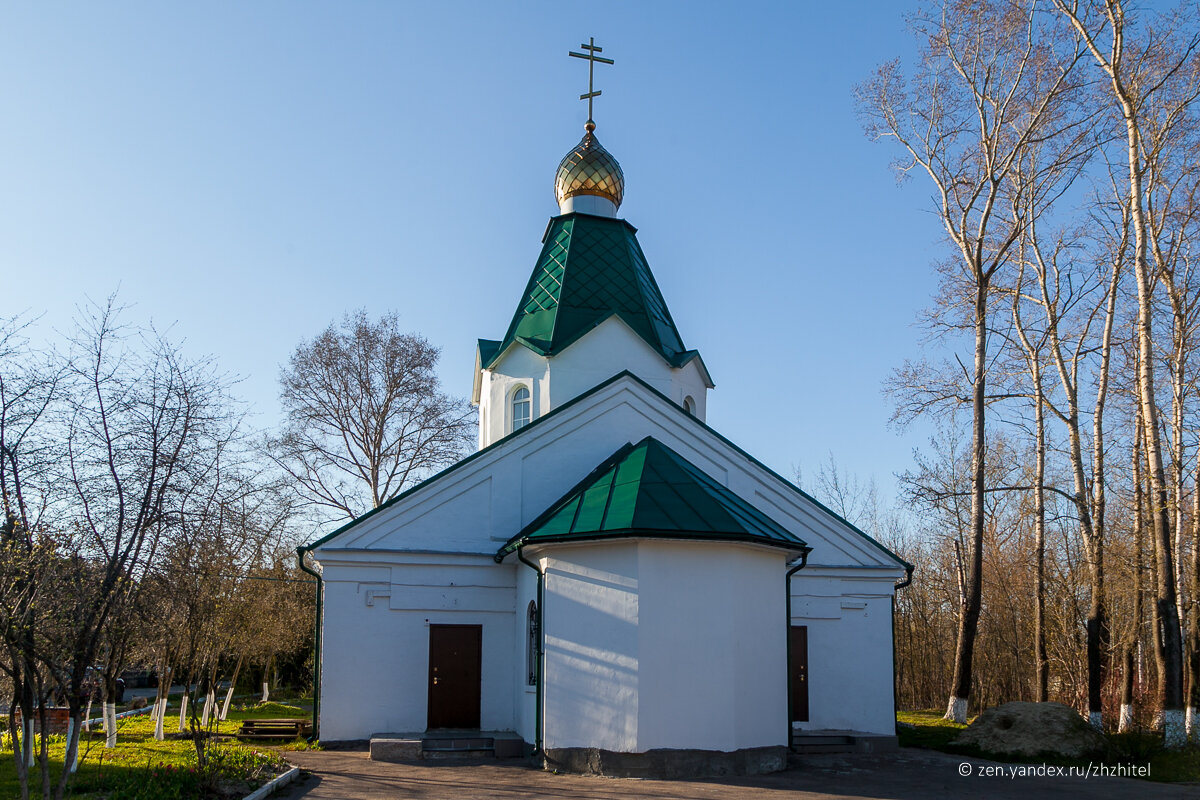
[477,338,502,367]
[484,213,694,369]
[498,436,810,557]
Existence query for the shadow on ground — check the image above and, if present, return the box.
[274,746,1199,800]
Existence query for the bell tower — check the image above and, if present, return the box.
[470,41,713,449]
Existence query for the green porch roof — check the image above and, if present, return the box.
[483,213,694,369]
[497,437,810,557]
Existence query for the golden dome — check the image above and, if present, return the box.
[554,123,624,210]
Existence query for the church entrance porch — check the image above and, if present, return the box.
[427,624,482,730]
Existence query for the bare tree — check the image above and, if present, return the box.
[1055,0,1200,745]
[860,0,1086,722]
[1010,262,1052,703]
[0,298,242,799]
[268,310,475,520]
[0,317,62,800]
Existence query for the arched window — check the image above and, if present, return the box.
[526,600,539,686]
[511,386,531,431]
[683,396,696,416]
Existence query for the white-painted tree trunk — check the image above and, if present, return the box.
[1163,709,1186,747]
[104,702,117,748]
[65,719,78,773]
[220,685,236,721]
[200,690,214,726]
[221,654,244,721]
[22,720,34,767]
[1118,703,1134,733]
[261,680,270,703]
[83,698,93,732]
[178,695,188,732]
[154,698,167,740]
[1187,707,1198,741]
[1088,711,1103,731]
[945,696,968,724]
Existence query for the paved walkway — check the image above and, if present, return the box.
[277,748,1198,800]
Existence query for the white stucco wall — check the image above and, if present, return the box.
[513,559,539,744]
[316,553,516,741]
[477,347,550,450]
[314,375,906,744]
[542,542,640,751]
[540,540,789,754]
[543,318,710,419]
[790,568,897,735]
[476,317,711,448]
[636,541,788,751]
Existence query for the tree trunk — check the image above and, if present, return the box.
[1121,427,1146,733]
[152,664,169,741]
[1033,358,1048,703]
[261,654,273,703]
[1188,458,1200,741]
[200,689,214,727]
[945,279,988,724]
[220,653,244,721]
[1121,49,1186,753]
[103,701,116,749]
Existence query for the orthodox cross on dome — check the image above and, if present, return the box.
[568,37,614,128]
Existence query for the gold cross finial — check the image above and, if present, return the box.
[569,37,614,129]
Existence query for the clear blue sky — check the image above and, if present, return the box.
[1,2,943,508]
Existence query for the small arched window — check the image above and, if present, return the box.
[512,387,531,431]
[526,600,539,686]
[683,396,696,416]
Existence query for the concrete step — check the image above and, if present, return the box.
[421,748,495,760]
[370,731,527,762]
[791,730,899,755]
[792,735,855,746]
[422,737,494,751]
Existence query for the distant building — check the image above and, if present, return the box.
[301,107,911,777]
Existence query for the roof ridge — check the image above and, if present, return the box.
[545,213,577,348]
[621,230,683,358]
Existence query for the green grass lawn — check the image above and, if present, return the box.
[0,700,306,799]
[897,709,1200,783]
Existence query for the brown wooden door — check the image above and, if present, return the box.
[427,624,482,730]
[790,625,809,722]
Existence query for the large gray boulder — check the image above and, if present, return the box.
[952,701,1109,759]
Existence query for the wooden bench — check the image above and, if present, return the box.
[236,718,312,741]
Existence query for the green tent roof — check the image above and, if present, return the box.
[497,437,810,557]
[483,213,695,369]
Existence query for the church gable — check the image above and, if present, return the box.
[309,372,906,574]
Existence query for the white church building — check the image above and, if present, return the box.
[299,110,912,777]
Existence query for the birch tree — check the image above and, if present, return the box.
[860,0,1086,722]
[1055,0,1200,745]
